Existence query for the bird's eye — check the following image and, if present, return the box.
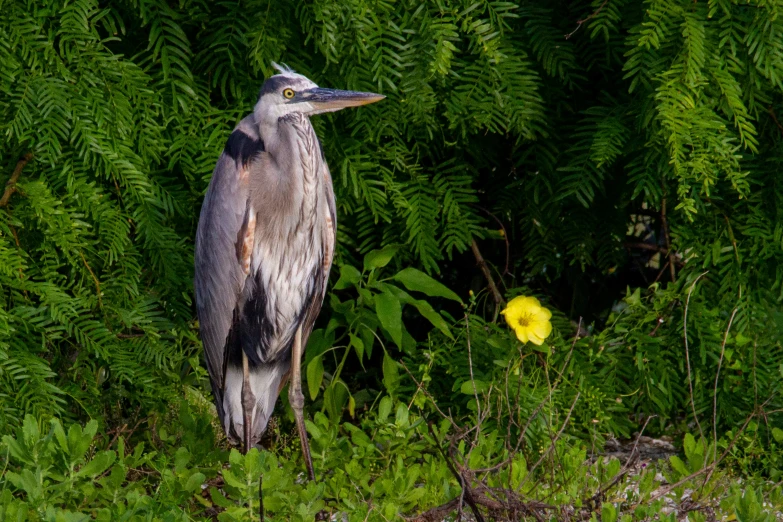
[283,88,295,99]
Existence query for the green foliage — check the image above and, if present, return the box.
[3,405,782,520]
[2,0,783,517]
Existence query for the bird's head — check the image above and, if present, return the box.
[254,63,384,126]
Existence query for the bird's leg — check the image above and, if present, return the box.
[241,350,254,455]
[289,326,316,481]
[241,351,264,521]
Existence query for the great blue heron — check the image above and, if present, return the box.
[194,64,383,479]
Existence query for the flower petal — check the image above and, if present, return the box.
[532,306,552,321]
[531,320,552,340]
[522,296,541,308]
[502,299,527,328]
[503,295,554,345]
[507,296,538,311]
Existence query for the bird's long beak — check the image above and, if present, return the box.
[298,88,385,113]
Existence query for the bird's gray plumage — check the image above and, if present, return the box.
[194,66,381,452]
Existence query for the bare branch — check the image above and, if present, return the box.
[713,306,738,463]
[427,423,486,522]
[470,239,504,318]
[565,0,609,39]
[684,272,709,443]
[661,198,677,282]
[519,392,580,489]
[0,153,34,208]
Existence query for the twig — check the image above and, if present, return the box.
[473,394,549,475]
[723,216,740,264]
[585,415,657,509]
[653,260,671,284]
[80,251,103,308]
[625,415,656,469]
[684,272,708,443]
[399,360,459,431]
[565,0,609,39]
[406,354,435,411]
[519,392,580,489]
[106,407,144,449]
[407,488,556,522]
[642,397,772,506]
[465,315,482,443]
[470,239,504,318]
[117,333,145,338]
[661,198,677,282]
[767,105,783,137]
[712,306,738,463]
[427,423,486,522]
[624,242,669,254]
[504,325,579,464]
[476,206,512,276]
[407,497,462,522]
[648,316,665,336]
[8,225,27,290]
[0,153,33,207]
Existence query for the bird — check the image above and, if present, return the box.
[194,63,384,480]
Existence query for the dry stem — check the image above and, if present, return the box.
[470,239,504,317]
[684,272,708,443]
[0,153,34,207]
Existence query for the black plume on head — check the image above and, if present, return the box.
[258,75,291,99]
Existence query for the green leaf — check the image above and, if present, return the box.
[210,486,234,508]
[669,455,689,478]
[410,298,454,339]
[244,448,263,481]
[395,403,409,427]
[304,420,323,443]
[22,415,40,447]
[460,380,488,395]
[602,503,618,522]
[83,419,99,441]
[334,264,362,290]
[378,396,393,423]
[305,329,332,359]
[68,421,94,462]
[363,245,400,271]
[307,355,324,401]
[510,455,527,490]
[375,289,402,348]
[532,343,551,355]
[185,472,206,493]
[324,382,348,421]
[75,451,116,478]
[174,447,191,471]
[349,333,364,361]
[221,468,244,489]
[52,418,68,453]
[392,267,462,302]
[382,352,400,394]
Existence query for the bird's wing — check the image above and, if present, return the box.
[321,163,337,299]
[295,161,338,353]
[195,119,264,398]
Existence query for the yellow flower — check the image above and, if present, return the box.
[501,296,552,345]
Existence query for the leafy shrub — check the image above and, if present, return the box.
[2,0,783,518]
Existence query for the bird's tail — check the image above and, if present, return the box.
[221,358,290,448]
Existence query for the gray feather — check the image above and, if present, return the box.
[195,69,379,449]
[194,117,260,412]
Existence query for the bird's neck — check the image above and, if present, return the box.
[280,114,319,172]
[258,113,323,217]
